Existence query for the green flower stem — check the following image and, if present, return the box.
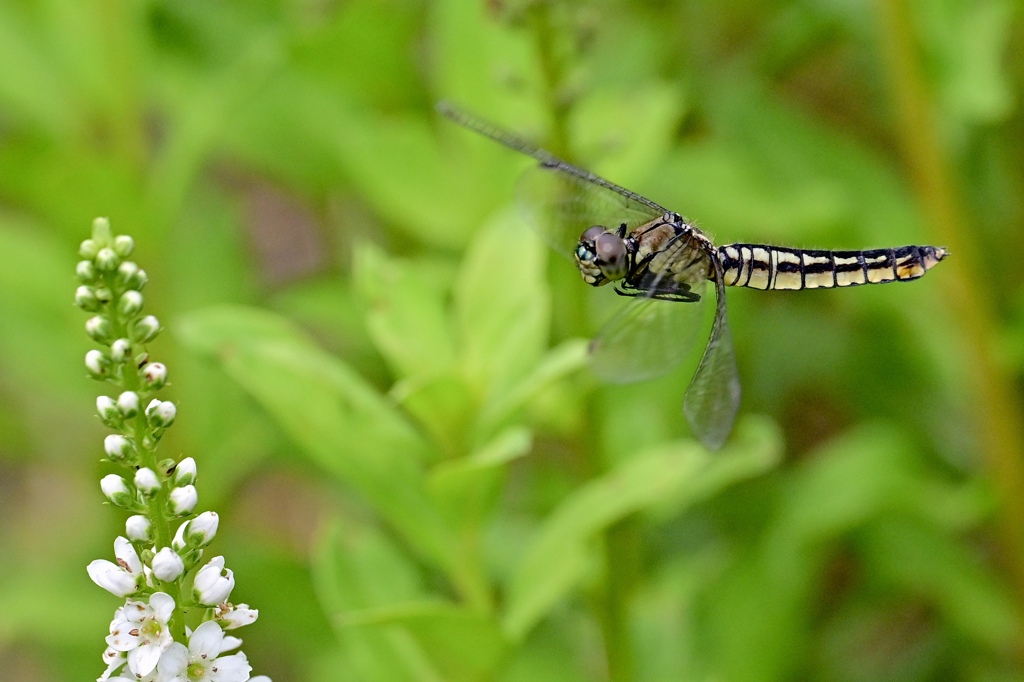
[875,0,1024,625]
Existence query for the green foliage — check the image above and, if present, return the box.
[2,0,1023,680]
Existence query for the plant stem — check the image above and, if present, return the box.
[874,0,1024,628]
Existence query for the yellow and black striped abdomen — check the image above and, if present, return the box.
[717,244,947,291]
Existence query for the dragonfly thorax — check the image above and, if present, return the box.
[575,225,632,286]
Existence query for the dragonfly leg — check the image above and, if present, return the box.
[614,283,701,303]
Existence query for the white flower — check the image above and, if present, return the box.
[134,468,161,495]
[88,537,144,597]
[250,677,273,682]
[172,457,197,486]
[96,396,119,423]
[110,338,132,363]
[189,511,219,546]
[98,473,132,509]
[172,520,188,551]
[113,234,135,257]
[96,246,120,271]
[151,547,184,582]
[85,349,109,377]
[126,515,152,542]
[163,621,251,682]
[169,484,197,514]
[101,473,130,493]
[193,556,234,605]
[98,645,126,680]
[104,435,134,461]
[117,391,140,417]
[105,592,176,677]
[215,602,259,630]
[146,399,177,427]
[118,289,144,316]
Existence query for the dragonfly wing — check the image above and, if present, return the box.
[682,275,740,450]
[516,163,665,258]
[589,289,709,384]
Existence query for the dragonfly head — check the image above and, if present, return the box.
[575,225,629,286]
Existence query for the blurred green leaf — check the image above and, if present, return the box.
[861,517,1022,652]
[455,209,550,400]
[176,306,463,575]
[503,416,782,639]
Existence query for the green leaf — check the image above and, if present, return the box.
[502,417,782,639]
[354,243,457,382]
[475,338,590,439]
[175,305,463,575]
[455,209,550,398]
[428,426,533,527]
[861,517,1022,652]
[314,520,506,681]
[340,603,507,682]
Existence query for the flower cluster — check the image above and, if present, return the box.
[77,218,270,682]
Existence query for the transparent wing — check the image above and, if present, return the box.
[438,102,666,258]
[682,275,741,450]
[516,162,665,258]
[589,290,709,384]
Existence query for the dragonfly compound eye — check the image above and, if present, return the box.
[582,225,606,243]
[595,232,627,280]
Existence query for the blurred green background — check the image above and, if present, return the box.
[1,0,1023,680]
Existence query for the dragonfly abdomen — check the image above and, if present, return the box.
[717,244,947,290]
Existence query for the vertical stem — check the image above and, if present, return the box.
[530,6,636,680]
[874,0,1024,623]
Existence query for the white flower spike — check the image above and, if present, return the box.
[79,221,269,680]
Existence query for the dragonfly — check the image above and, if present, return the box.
[438,103,948,449]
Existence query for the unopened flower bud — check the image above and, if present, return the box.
[169,485,197,515]
[96,247,120,271]
[126,514,152,542]
[188,511,219,547]
[103,435,134,461]
[118,290,143,316]
[110,338,132,363]
[79,239,99,259]
[96,396,121,427]
[151,547,184,581]
[92,216,112,242]
[85,349,110,379]
[94,286,113,304]
[146,399,176,428]
[132,268,148,290]
[134,468,160,495]
[172,521,188,551]
[74,286,100,311]
[85,315,113,344]
[140,362,167,390]
[193,556,234,605]
[113,234,134,257]
[76,260,97,283]
[116,261,146,290]
[100,474,131,507]
[172,457,197,486]
[132,315,160,343]
[117,391,140,418]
